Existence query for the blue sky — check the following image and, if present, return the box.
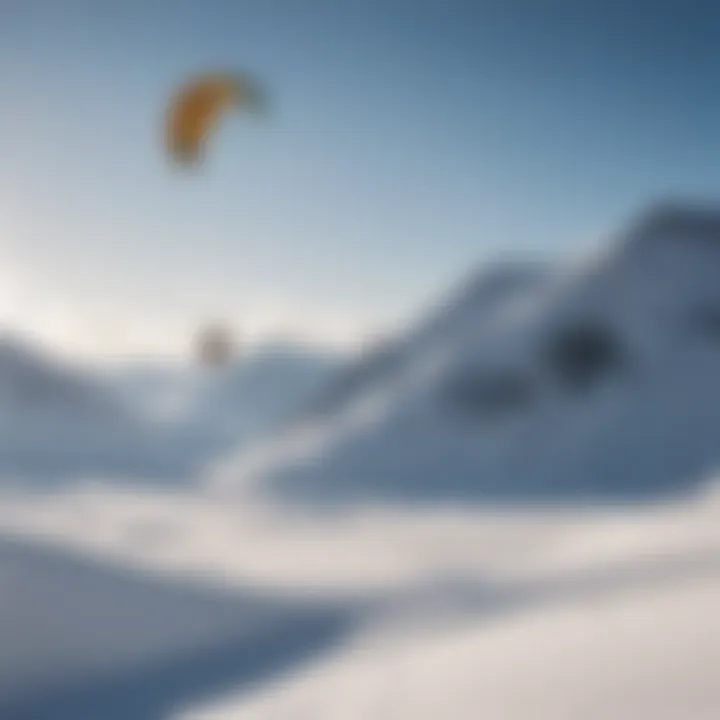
[1,0,719,359]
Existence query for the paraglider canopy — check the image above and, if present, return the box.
[165,70,265,166]
[195,323,236,368]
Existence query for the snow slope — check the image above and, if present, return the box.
[188,567,720,720]
[0,533,354,720]
[0,336,184,483]
[171,342,340,444]
[0,338,338,486]
[0,479,718,719]
[101,342,340,473]
[106,342,339,435]
[215,202,720,506]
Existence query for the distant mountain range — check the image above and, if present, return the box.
[0,335,340,485]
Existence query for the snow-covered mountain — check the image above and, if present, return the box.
[216,201,720,506]
[106,342,340,459]
[0,337,339,485]
[0,336,178,483]
[176,342,340,436]
[2,201,720,720]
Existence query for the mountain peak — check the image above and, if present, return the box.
[217,198,720,507]
[627,199,720,247]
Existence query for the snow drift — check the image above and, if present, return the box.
[1,479,717,720]
[0,535,354,719]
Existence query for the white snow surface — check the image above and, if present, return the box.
[0,481,718,719]
[2,202,720,718]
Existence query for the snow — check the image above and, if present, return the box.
[213,202,720,507]
[0,335,177,484]
[0,338,338,486]
[2,202,720,718]
[105,342,339,435]
[186,575,720,720]
[0,482,718,719]
[0,533,354,719]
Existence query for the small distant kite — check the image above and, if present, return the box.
[196,324,236,368]
[165,71,266,166]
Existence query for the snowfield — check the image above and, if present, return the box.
[186,575,720,720]
[0,531,354,720]
[0,482,718,718]
[2,202,720,718]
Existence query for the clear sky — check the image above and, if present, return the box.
[1,0,720,360]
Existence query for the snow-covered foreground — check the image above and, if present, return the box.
[190,571,720,720]
[0,532,354,720]
[0,480,719,719]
